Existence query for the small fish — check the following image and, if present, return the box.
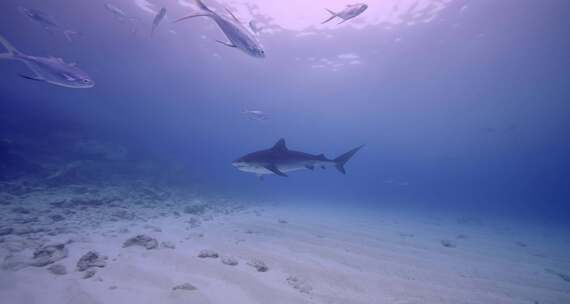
[0,35,94,89]
[104,3,128,21]
[175,0,265,58]
[105,3,139,35]
[18,6,79,42]
[232,139,363,179]
[243,109,268,121]
[152,7,167,35]
[322,3,368,24]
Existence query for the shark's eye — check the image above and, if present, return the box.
[82,79,90,83]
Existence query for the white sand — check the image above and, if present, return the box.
[1,194,569,304]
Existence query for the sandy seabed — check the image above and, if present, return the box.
[0,183,569,304]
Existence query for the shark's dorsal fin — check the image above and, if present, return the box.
[271,139,287,151]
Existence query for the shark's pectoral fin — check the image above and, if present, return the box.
[265,164,287,177]
[19,74,44,82]
[305,165,314,170]
[215,40,236,48]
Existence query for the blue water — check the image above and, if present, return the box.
[1,0,569,224]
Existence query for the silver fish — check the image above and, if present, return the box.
[104,3,128,20]
[243,109,268,121]
[175,0,265,58]
[152,7,167,35]
[322,3,368,24]
[18,6,79,42]
[0,35,94,89]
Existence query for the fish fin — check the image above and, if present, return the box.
[215,40,236,48]
[0,35,21,57]
[265,164,287,177]
[194,0,212,12]
[316,153,328,161]
[19,74,44,82]
[225,8,241,23]
[63,30,79,43]
[305,165,315,170]
[270,138,287,151]
[333,145,364,174]
[174,13,212,23]
[249,21,261,33]
[321,8,337,24]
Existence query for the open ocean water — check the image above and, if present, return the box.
[1,1,569,303]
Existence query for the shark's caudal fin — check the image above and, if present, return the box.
[0,35,21,60]
[333,145,364,174]
[321,9,337,24]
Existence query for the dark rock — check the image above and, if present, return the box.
[13,217,38,224]
[0,227,14,236]
[248,259,268,272]
[83,268,97,279]
[111,210,135,220]
[49,214,65,222]
[123,234,158,250]
[172,283,197,291]
[440,240,456,248]
[221,256,238,266]
[183,204,208,215]
[47,264,67,275]
[30,243,68,266]
[286,276,312,294]
[545,268,570,283]
[197,249,219,258]
[77,251,108,271]
[160,241,176,249]
[11,207,31,214]
[187,217,201,228]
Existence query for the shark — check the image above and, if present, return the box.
[232,139,363,179]
[322,3,369,24]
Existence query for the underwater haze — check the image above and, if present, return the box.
[1,0,570,303]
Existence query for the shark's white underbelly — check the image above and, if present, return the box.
[239,164,308,175]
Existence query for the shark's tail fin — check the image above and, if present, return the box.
[0,35,21,60]
[322,8,337,24]
[333,145,364,174]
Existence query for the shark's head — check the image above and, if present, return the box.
[360,4,369,11]
[232,153,266,173]
[232,156,252,171]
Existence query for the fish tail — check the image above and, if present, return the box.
[322,8,337,24]
[174,13,212,23]
[333,145,364,174]
[63,30,79,43]
[0,34,21,59]
[195,0,212,12]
